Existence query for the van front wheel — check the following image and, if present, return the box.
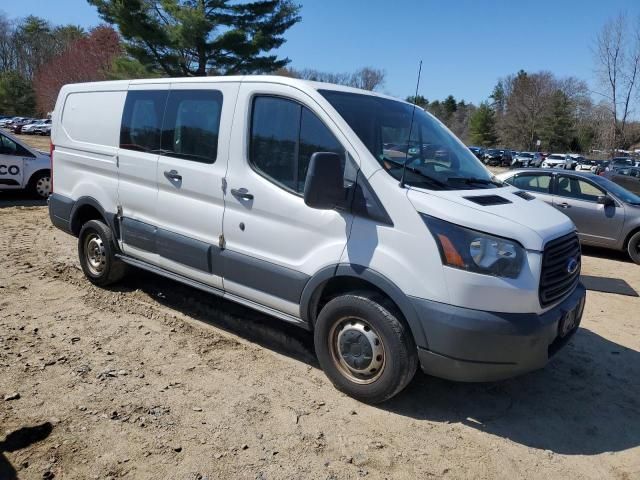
[314,292,418,404]
[78,220,126,286]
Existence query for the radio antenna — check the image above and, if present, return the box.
[399,60,423,188]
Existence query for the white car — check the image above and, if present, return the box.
[0,129,51,198]
[542,154,571,169]
[512,152,542,168]
[22,119,51,134]
[48,76,585,403]
[575,160,597,172]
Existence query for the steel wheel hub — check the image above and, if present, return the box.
[84,233,106,276]
[330,318,385,384]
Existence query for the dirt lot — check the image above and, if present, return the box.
[1,147,639,479]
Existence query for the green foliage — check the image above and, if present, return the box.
[469,102,498,147]
[543,90,574,152]
[0,71,35,116]
[106,56,161,80]
[405,95,428,108]
[443,95,457,116]
[87,0,301,76]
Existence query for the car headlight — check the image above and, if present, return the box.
[422,215,525,278]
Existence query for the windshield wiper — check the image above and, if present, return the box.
[382,155,449,188]
[447,177,503,187]
[402,165,449,188]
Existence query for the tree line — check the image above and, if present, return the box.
[413,14,640,155]
[0,2,638,156]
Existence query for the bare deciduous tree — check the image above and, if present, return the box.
[594,13,640,151]
[276,66,385,91]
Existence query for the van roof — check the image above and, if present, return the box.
[61,75,410,105]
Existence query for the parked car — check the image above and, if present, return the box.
[500,149,514,167]
[0,116,24,128]
[542,153,572,169]
[48,76,586,403]
[9,118,38,135]
[594,160,610,175]
[608,157,636,171]
[33,123,52,136]
[603,167,640,195]
[575,159,597,172]
[0,129,51,198]
[483,148,503,165]
[565,154,582,169]
[512,152,542,168]
[467,146,485,160]
[22,119,51,134]
[497,168,640,263]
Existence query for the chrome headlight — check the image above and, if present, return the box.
[422,215,525,278]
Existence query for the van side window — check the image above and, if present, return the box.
[120,90,168,153]
[161,90,223,164]
[250,96,343,194]
[298,107,343,192]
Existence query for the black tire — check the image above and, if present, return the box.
[78,220,127,286]
[314,292,418,404]
[27,171,51,199]
[627,230,640,265]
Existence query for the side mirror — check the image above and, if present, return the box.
[304,152,345,210]
[597,195,615,207]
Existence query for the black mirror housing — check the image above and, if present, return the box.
[304,152,345,210]
[597,195,614,207]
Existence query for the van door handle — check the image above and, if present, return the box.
[231,188,254,200]
[164,170,182,181]
[557,202,571,209]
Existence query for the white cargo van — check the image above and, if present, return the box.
[49,76,585,403]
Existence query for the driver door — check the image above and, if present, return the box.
[0,132,26,189]
[553,174,624,247]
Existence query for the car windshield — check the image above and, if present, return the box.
[548,154,565,160]
[319,90,497,190]
[519,153,533,158]
[593,176,640,205]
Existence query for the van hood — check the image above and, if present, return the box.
[407,185,575,251]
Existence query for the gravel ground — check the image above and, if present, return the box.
[0,151,638,479]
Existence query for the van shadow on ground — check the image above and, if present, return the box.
[118,269,639,457]
[0,423,53,480]
[0,191,46,209]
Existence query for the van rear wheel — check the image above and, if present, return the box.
[314,292,417,403]
[78,220,127,286]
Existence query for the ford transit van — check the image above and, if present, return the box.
[48,76,585,403]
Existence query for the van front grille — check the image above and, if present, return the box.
[539,232,581,307]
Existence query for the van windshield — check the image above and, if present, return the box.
[319,90,499,190]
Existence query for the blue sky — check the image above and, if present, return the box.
[3,0,639,103]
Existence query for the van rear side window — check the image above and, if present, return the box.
[120,90,168,153]
[161,90,223,164]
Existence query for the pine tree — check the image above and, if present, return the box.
[87,0,301,76]
[544,90,575,151]
[469,102,498,147]
[0,71,35,116]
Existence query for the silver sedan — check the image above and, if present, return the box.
[496,169,640,263]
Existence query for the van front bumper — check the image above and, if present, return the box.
[412,283,586,382]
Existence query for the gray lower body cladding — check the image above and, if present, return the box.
[412,283,586,382]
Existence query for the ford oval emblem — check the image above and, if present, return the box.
[566,257,579,275]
